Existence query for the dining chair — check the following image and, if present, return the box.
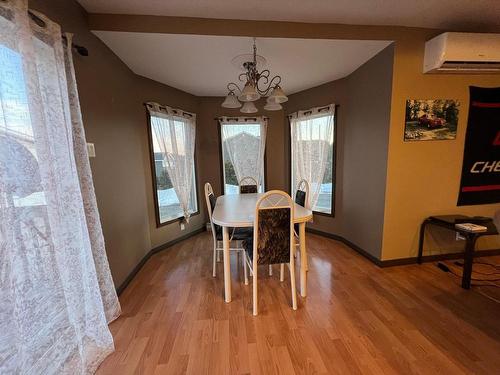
[204,182,249,284]
[239,176,258,194]
[238,176,274,276]
[291,178,310,274]
[243,190,297,315]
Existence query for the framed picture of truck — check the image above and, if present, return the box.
[404,99,459,141]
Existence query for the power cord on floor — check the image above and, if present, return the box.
[456,260,500,270]
[436,262,500,305]
[453,261,500,276]
[476,288,500,304]
[436,262,500,282]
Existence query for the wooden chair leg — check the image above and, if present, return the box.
[253,266,258,316]
[216,247,221,262]
[268,265,273,276]
[212,241,217,277]
[243,251,248,285]
[280,264,284,282]
[289,262,297,310]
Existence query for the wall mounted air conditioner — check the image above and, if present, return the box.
[423,32,500,73]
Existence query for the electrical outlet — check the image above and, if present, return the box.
[456,232,465,241]
[180,223,185,231]
[86,143,96,158]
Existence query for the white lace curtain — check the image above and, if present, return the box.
[147,102,196,221]
[220,116,267,189]
[0,1,120,373]
[290,105,335,209]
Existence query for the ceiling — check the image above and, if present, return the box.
[92,33,391,96]
[79,0,500,31]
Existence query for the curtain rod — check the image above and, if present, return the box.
[214,116,269,121]
[27,10,88,56]
[145,102,195,118]
[286,104,338,118]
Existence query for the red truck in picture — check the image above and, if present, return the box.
[418,114,446,128]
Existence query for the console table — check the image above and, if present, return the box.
[418,215,499,289]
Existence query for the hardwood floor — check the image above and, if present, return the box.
[97,232,500,374]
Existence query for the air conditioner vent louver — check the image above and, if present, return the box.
[424,32,500,74]
[444,61,500,65]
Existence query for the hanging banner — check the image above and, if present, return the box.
[457,86,500,206]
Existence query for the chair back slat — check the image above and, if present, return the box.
[204,182,222,240]
[239,176,258,194]
[204,182,215,220]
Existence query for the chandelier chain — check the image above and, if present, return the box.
[227,38,282,97]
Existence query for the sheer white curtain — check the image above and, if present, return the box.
[0,1,119,373]
[290,105,335,209]
[147,102,196,221]
[220,116,267,189]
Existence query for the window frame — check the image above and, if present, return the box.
[288,105,338,217]
[218,120,267,195]
[146,110,200,227]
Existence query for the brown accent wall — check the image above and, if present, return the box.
[29,0,204,286]
[285,45,394,258]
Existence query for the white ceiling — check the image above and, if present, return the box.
[79,0,500,31]
[92,32,391,96]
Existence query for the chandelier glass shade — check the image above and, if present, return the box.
[221,91,242,108]
[238,82,260,102]
[222,38,288,113]
[240,101,258,113]
[263,102,283,111]
[266,85,288,104]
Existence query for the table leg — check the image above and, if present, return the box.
[417,219,429,264]
[461,235,477,290]
[223,226,231,302]
[299,222,307,297]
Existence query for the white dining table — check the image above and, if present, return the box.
[211,193,313,303]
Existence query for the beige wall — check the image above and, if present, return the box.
[30,0,204,286]
[382,34,500,260]
[285,45,394,258]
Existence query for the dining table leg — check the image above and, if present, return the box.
[223,226,231,303]
[299,222,307,297]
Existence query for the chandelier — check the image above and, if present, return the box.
[221,38,288,113]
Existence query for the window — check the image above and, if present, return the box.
[147,105,198,225]
[220,118,267,194]
[290,105,336,215]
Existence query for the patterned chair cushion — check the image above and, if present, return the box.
[209,193,217,212]
[242,237,254,260]
[214,227,253,241]
[213,224,223,240]
[294,190,306,233]
[295,190,306,207]
[232,227,253,240]
[244,207,291,265]
[240,185,258,194]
